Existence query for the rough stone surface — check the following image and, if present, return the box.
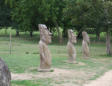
[0,58,11,86]
[38,24,52,72]
[82,31,90,58]
[67,29,77,63]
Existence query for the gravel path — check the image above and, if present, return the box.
[84,70,112,86]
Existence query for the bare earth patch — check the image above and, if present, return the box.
[12,68,94,86]
[12,68,86,80]
[84,70,112,86]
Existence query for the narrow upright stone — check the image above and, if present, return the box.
[67,29,77,63]
[0,58,11,86]
[38,24,53,72]
[82,31,90,58]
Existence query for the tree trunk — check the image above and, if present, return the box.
[57,27,62,44]
[55,22,63,44]
[30,31,33,37]
[106,30,112,55]
[96,31,100,40]
[5,27,7,35]
[77,31,82,39]
[16,30,19,36]
[63,28,67,38]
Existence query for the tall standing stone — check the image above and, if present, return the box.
[38,24,53,72]
[0,58,11,86]
[82,31,90,58]
[67,29,77,63]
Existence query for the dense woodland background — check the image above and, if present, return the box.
[0,0,112,55]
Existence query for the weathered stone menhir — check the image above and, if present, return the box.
[67,29,77,64]
[0,58,11,86]
[38,24,53,72]
[82,31,90,58]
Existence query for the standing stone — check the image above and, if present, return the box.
[67,29,77,63]
[38,24,53,72]
[0,58,11,86]
[82,31,90,58]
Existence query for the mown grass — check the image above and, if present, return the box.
[12,78,53,86]
[0,29,112,86]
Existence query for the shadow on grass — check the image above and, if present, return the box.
[99,54,112,58]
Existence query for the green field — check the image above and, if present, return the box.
[0,29,112,86]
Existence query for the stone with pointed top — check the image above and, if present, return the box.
[82,31,90,58]
[67,29,77,64]
[38,24,53,72]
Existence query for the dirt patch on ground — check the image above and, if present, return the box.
[12,68,97,86]
[12,68,85,80]
[84,70,112,86]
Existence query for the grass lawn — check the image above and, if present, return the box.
[0,29,112,86]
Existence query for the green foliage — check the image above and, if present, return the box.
[3,0,112,39]
[64,0,112,32]
[0,0,12,28]
[65,0,91,30]
[5,0,68,34]
[11,0,53,32]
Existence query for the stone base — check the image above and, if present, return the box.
[64,60,78,64]
[83,56,89,59]
[38,68,54,72]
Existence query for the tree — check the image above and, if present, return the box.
[45,0,67,43]
[7,0,68,40]
[65,0,112,55]
[103,0,112,55]
[0,0,12,30]
[5,0,54,37]
[87,0,104,40]
[64,0,92,38]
